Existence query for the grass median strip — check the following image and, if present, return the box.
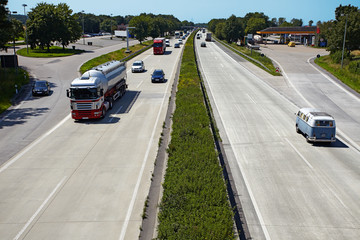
[156,32,235,239]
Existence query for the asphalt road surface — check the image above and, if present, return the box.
[0,37,183,239]
[196,35,360,240]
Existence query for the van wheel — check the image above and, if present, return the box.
[306,135,311,143]
[296,125,300,133]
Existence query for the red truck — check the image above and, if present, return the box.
[66,60,127,120]
[153,38,166,55]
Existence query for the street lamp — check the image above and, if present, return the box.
[82,10,85,45]
[110,14,113,40]
[341,14,348,69]
[22,4,28,54]
[126,27,135,53]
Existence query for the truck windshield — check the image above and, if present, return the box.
[153,43,163,47]
[70,88,98,99]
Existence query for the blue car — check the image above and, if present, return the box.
[151,69,165,83]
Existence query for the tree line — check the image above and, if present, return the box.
[0,1,193,51]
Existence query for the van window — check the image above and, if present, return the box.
[315,120,333,127]
[305,116,309,122]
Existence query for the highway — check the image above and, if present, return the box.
[0,38,183,239]
[195,35,360,239]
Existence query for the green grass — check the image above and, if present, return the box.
[80,40,153,73]
[315,55,360,93]
[156,31,234,239]
[0,68,29,113]
[218,39,281,76]
[17,46,84,58]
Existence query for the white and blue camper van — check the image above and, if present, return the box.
[296,108,336,143]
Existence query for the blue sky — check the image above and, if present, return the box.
[7,0,359,24]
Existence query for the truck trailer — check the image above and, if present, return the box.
[205,32,212,42]
[67,60,127,120]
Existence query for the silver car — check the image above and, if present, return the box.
[131,60,145,73]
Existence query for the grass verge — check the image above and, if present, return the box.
[217,39,281,76]
[0,68,29,113]
[80,40,153,73]
[17,46,84,58]
[315,55,360,93]
[156,32,234,239]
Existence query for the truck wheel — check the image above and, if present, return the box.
[296,125,300,133]
[101,108,106,118]
[108,98,113,109]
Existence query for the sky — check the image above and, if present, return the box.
[7,0,359,25]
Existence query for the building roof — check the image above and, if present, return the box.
[257,26,317,34]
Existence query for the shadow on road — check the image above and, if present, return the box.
[0,107,49,129]
[312,138,349,148]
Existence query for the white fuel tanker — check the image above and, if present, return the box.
[67,60,127,120]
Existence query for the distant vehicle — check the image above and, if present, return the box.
[153,37,166,55]
[196,34,201,39]
[131,60,145,73]
[205,32,212,42]
[151,69,165,83]
[32,80,50,96]
[178,39,183,45]
[288,41,296,47]
[174,43,180,48]
[202,28,206,33]
[182,36,186,40]
[67,60,127,120]
[296,108,336,143]
[201,42,206,47]
[165,39,170,47]
[175,31,180,39]
[82,34,91,38]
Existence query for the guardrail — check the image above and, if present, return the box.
[213,36,271,72]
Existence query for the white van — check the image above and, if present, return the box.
[296,108,336,143]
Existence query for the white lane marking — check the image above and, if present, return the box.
[118,53,178,240]
[307,57,360,102]
[13,176,67,240]
[198,54,272,240]
[247,93,256,104]
[108,106,123,123]
[285,138,314,169]
[136,80,144,89]
[0,114,71,173]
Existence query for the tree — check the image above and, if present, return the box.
[308,20,314,26]
[291,18,303,26]
[326,4,360,55]
[278,17,286,26]
[27,3,57,51]
[129,15,149,43]
[245,17,267,35]
[11,18,24,40]
[215,21,226,40]
[100,18,117,33]
[224,15,242,43]
[27,3,82,51]
[0,0,12,50]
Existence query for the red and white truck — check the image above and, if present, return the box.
[153,37,166,55]
[67,60,127,120]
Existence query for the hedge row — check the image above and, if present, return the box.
[156,32,235,239]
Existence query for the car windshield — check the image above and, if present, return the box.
[133,62,142,66]
[153,43,163,47]
[35,82,47,87]
[70,88,98,99]
[153,70,163,76]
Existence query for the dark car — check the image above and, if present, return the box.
[151,69,165,83]
[201,42,206,47]
[174,43,180,48]
[32,80,50,96]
